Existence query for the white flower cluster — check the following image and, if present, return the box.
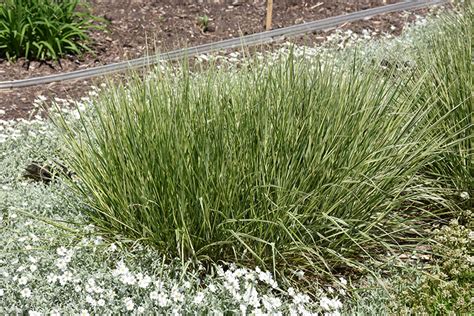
[0,116,48,143]
[55,246,74,270]
[213,264,342,315]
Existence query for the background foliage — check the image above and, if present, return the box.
[0,0,101,60]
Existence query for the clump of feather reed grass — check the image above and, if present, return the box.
[408,7,473,202]
[54,33,465,282]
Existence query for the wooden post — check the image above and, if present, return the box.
[265,0,273,31]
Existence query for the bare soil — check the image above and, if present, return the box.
[0,0,441,120]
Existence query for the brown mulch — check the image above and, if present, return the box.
[0,0,442,120]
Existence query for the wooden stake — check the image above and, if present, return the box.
[265,0,273,31]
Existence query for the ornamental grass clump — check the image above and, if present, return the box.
[56,51,454,279]
[408,7,473,200]
[0,0,101,60]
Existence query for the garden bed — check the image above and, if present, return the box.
[0,0,444,120]
[0,3,472,315]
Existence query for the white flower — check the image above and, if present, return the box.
[55,258,68,271]
[29,265,38,272]
[138,274,152,288]
[85,278,97,292]
[294,270,305,280]
[293,293,310,305]
[244,271,257,282]
[262,295,282,311]
[460,191,470,200]
[0,288,4,296]
[56,247,67,257]
[18,276,28,285]
[120,271,136,285]
[331,298,343,310]
[243,286,260,308]
[109,243,117,252]
[193,291,205,305]
[320,296,331,311]
[289,307,298,316]
[171,288,184,303]
[157,292,169,307]
[47,273,57,284]
[29,234,39,242]
[86,295,96,306]
[150,291,159,300]
[93,236,103,245]
[339,277,347,286]
[94,286,104,294]
[58,271,73,286]
[112,260,129,277]
[240,304,247,315]
[124,297,135,311]
[28,311,41,316]
[137,306,145,314]
[28,256,38,263]
[208,283,217,293]
[84,224,95,232]
[154,279,164,289]
[320,296,342,311]
[287,287,295,297]
[97,298,105,307]
[20,288,32,298]
[234,268,246,277]
[79,310,89,316]
[223,271,239,291]
[87,278,96,286]
[56,248,74,267]
[257,270,278,288]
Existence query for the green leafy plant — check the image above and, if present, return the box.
[345,214,473,315]
[394,215,473,315]
[197,15,210,32]
[0,0,102,61]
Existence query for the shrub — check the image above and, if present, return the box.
[344,214,473,315]
[394,215,473,314]
[0,0,101,61]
